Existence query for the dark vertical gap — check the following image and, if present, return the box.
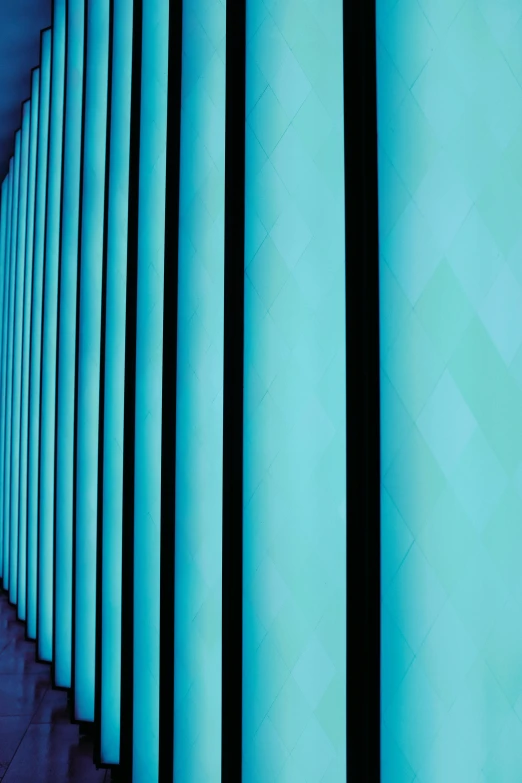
[52,0,69,686]
[221,1,246,780]
[157,0,182,781]
[343,0,381,780]
[119,0,142,777]
[71,0,90,718]
[94,0,114,766]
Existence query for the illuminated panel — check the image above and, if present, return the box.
[243,0,347,779]
[39,0,65,663]
[6,135,21,599]
[18,71,40,624]
[133,0,168,777]
[377,3,522,780]
[74,0,109,722]
[99,0,132,763]
[28,33,51,642]
[12,101,31,614]
[55,0,84,689]
[173,0,225,778]
[2,162,13,591]
[0,178,8,580]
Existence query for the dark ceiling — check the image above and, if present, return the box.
[0,0,52,181]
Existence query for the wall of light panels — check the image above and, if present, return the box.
[74,0,110,722]
[28,31,51,643]
[55,0,85,691]
[378,1,522,780]
[0,179,8,582]
[39,0,65,663]
[99,0,132,764]
[173,0,225,779]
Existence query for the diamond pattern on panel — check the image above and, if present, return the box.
[378,0,522,780]
[243,0,346,780]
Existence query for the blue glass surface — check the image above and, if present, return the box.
[99,0,132,763]
[7,134,21,602]
[243,0,347,779]
[28,33,50,643]
[39,1,65,662]
[55,0,84,689]
[133,0,168,778]
[2,161,13,591]
[74,0,109,722]
[12,101,31,619]
[0,178,8,582]
[174,0,225,778]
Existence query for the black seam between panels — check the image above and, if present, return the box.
[344,0,381,779]
[52,0,69,687]
[71,0,90,718]
[119,0,142,777]
[94,0,115,767]
[158,1,182,781]
[221,1,246,780]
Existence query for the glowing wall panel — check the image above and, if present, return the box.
[28,32,51,642]
[99,0,132,763]
[378,3,522,780]
[2,162,13,591]
[55,0,84,689]
[243,1,347,780]
[173,0,225,778]
[0,178,8,581]
[12,101,31,616]
[74,0,109,722]
[18,71,40,625]
[133,0,168,778]
[6,135,21,599]
[39,1,65,662]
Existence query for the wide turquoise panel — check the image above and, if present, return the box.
[243,1,347,780]
[99,0,132,763]
[0,178,8,582]
[7,134,21,601]
[133,0,168,779]
[74,0,109,722]
[378,1,522,780]
[39,0,65,662]
[55,0,84,690]
[19,71,40,625]
[28,32,50,643]
[12,101,31,617]
[173,0,225,779]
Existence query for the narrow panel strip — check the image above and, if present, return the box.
[0,178,9,581]
[3,160,14,591]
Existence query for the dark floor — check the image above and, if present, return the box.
[0,590,109,783]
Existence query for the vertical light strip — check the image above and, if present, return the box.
[39,1,66,662]
[174,0,225,778]
[55,0,84,689]
[74,0,110,722]
[243,0,347,779]
[133,0,168,778]
[12,101,31,616]
[28,31,51,642]
[378,2,522,780]
[99,0,132,762]
[7,135,21,600]
[0,178,9,581]
[19,71,40,624]
[2,165,14,590]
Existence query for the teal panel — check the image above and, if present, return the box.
[99,0,132,764]
[7,134,21,601]
[39,0,66,662]
[2,163,13,590]
[0,178,8,582]
[74,0,109,722]
[133,0,168,779]
[55,0,84,690]
[12,101,31,617]
[243,0,347,780]
[173,0,225,779]
[28,32,50,643]
[378,1,522,780]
